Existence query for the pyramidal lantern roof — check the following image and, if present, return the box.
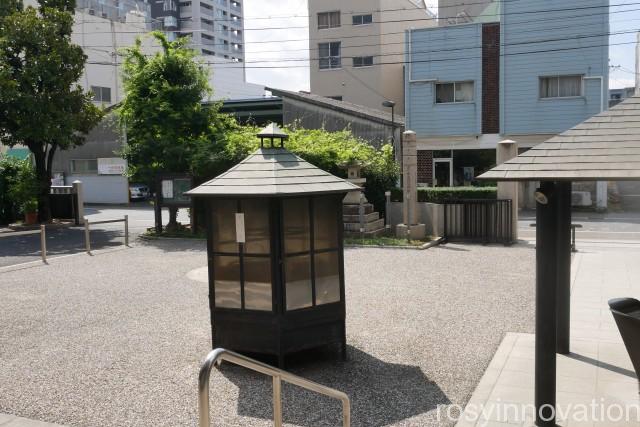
[479,96,640,181]
[186,124,360,197]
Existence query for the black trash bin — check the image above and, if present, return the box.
[608,298,640,383]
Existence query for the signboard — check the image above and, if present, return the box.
[98,158,127,175]
[155,174,194,233]
[161,179,174,199]
[158,176,192,206]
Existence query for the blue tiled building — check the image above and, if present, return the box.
[405,0,609,187]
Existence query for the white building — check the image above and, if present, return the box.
[308,0,436,114]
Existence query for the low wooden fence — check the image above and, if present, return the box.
[443,199,513,245]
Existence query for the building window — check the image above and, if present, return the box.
[318,11,340,29]
[353,56,373,68]
[327,96,343,101]
[71,159,98,174]
[90,86,111,103]
[352,14,372,25]
[540,75,583,98]
[319,42,341,70]
[435,81,474,103]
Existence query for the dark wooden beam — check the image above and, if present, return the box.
[556,182,572,355]
[535,181,558,426]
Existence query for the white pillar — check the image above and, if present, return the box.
[497,140,519,240]
[636,32,640,95]
[72,180,85,225]
[596,181,608,211]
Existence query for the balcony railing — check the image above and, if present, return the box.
[200,5,214,16]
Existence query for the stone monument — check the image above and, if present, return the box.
[396,131,426,239]
[342,163,385,237]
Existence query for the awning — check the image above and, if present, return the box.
[5,148,31,161]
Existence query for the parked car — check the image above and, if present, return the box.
[129,184,150,201]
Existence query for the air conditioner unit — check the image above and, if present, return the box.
[572,191,593,207]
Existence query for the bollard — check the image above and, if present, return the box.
[273,376,283,426]
[385,191,391,233]
[124,215,129,247]
[40,224,47,263]
[358,193,365,239]
[84,218,91,254]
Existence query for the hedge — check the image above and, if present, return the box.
[390,186,497,204]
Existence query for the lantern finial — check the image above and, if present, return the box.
[258,123,288,148]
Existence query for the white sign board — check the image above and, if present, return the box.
[161,180,174,199]
[97,158,127,175]
[235,213,245,243]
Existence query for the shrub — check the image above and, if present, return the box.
[220,126,399,213]
[0,155,38,224]
[391,186,497,204]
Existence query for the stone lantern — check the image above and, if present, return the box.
[186,124,359,367]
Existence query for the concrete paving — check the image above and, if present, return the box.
[0,414,65,427]
[0,239,535,427]
[455,243,640,427]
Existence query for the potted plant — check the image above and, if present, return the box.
[22,199,38,225]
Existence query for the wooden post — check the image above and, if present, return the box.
[40,225,47,263]
[84,218,91,254]
[535,181,558,426]
[124,215,129,247]
[556,182,572,354]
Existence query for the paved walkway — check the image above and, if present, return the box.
[455,243,640,427]
[0,414,64,426]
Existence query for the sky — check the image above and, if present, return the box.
[243,0,638,92]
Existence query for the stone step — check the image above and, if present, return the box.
[344,227,387,238]
[343,212,380,223]
[343,203,374,215]
[344,218,385,232]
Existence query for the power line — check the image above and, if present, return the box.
[76,13,640,55]
[83,26,636,65]
[86,38,630,70]
[71,3,635,58]
[69,1,630,34]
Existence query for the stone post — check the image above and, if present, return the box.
[497,140,519,241]
[72,180,85,225]
[396,131,426,239]
[596,181,608,212]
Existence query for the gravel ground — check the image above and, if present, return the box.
[0,239,535,427]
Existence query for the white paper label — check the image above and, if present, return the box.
[161,180,174,199]
[235,213,245,243]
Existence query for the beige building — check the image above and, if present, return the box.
[437,0,494,26]
[308,0,435,114]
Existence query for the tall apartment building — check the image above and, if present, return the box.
[150,0,245,62]
[76,0,154,23]
[308,0,435,114]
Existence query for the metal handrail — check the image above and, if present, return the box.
[0,225,47,263]
[84,215,129,253]
[198,348,351,427]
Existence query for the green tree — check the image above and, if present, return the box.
[0,0,103,222]
[119,32,230,228]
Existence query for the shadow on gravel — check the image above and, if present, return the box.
[0,227,125,267]
[136,237,206,253]
[219,345,450,426]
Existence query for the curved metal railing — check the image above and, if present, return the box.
[198,348,351,427]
